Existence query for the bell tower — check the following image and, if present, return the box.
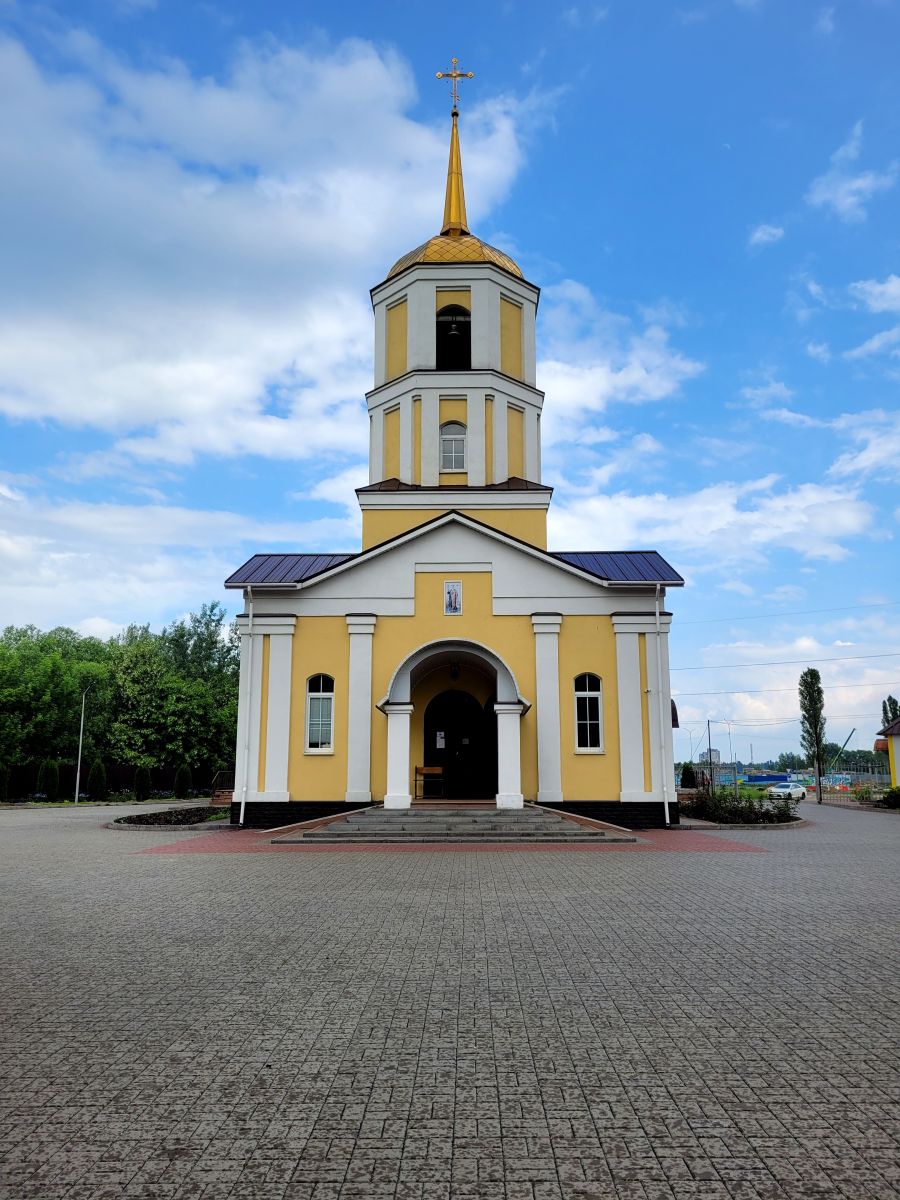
[358,62,550,550]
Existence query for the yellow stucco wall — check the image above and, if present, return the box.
[500,297,523,380]
[557,617,621,802]
[369,571,539,801]
[386,300,407,381]
[257,634,270,791]
[507,405,525,478]
[383,406,400,480]
[436,289,470,312]
[439,397,467,425]
[361,507,547,550]
[287,617,350,801]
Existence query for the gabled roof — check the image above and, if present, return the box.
[224,510,683,590]
[880,715,900,738]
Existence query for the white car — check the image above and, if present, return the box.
[766,783,806,801]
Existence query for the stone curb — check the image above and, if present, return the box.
[677,817,809,831]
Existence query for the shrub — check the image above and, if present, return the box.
[680,761,697,789]
[133,766,151,803]
[87,760,107,802]
[173,763,192,799]
[875,787,900,809]
[0,764,7,803]
[37,759,60,803]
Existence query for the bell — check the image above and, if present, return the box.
[448,321,459,337]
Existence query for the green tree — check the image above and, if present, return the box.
[883,695,900,727]
[776,751,806,772]
[173,763,192,798]
[87,759,107,802]
[0,764,7,803]
[680,761,697,788]
[799,668,826,804]
[134,765,151,802]
[38,759,60,802]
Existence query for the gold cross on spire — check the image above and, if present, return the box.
[435,57,474,112]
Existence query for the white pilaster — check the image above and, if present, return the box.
[532,614,563,804]
[470,279,494,369]
[492,395,508,483]
[495,701,525,808]
[263,618,296,799]
[373,300,386,387]
[383,703,414,808]
[421,390,439,486]
[345,615,376,803]
[659,622,677,803]
[612,619,646,802]
[467,390,486,486]
[399,394,413,484]
[524,406,540,483]
[368,411,382,484]
[408,279,435,369]
[522,298,537,386]
[233,625,253,803]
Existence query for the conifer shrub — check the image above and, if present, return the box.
[173,763,192,799]
[133,766,151,803]
[680,761,697,789]
[87,760,107,802]
[37,759,60,802]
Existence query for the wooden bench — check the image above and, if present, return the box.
[414,766,444,800]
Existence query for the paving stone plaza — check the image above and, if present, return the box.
[1,803,898,1199]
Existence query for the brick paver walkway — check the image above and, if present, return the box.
[0,802,898,1199]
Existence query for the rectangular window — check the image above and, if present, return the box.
[307,695,333,751]
[575,693,602,750]
[441,437,465,470]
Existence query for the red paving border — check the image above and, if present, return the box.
[140,827,764,855]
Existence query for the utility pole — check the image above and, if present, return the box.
[73,686,91,804]
[707,718,714,800]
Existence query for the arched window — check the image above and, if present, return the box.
[440,422,467,471]
[574,673,603,752]
[435,304,471,370]
[306,674,334,752]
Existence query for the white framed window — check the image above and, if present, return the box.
[574,673,603,752]
[306,674,334,753]
[440,422,466,471]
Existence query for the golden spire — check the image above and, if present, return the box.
[435,58,474,237]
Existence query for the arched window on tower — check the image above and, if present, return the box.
[435,305,471,370]
[440,422,467,472]
[574,673,603,752]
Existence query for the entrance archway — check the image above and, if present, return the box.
[423,689,497,799]
[379,639,529,809]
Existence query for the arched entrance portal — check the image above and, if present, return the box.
[423,690,498,799]
[379,639,529,809]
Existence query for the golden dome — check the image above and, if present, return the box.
[388,233,522,279]
[386,106,523,280]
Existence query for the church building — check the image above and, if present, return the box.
[226,74,683,828]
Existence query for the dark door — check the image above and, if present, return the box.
[424,690,496,799]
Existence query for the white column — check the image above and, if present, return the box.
[345,615,376,803]
[470,279,494,369]
[383,703,413,808]
[522,297,537,385]
[524,406,540,483]
[492,395,508,483]
[233,624,253,803]
[408,280,435,369]
[495,702,525,808]
[422,389,439,486]
[369,408,384,484]
[612,615,650,802]
[399,394,413,484]
[263,618,296,800]
[467,390,486,486]
[373,300,387,386]
[532,614,563,804]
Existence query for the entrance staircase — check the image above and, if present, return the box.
[274,803,635,844]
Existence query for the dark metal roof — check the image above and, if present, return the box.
[357,476,551,493]
[225,553,356,588]
[551,550,684,586]
[880,715,900,738]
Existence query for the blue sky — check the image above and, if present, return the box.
[2,0,899,760]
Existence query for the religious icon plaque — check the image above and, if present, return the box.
[443,581,462,615]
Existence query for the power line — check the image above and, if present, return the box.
[671,651,900,672]
[674,680,900,698]
[678,599,900,626]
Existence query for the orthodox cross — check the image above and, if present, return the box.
[435,58,474,111]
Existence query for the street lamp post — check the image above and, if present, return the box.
[73,686,91,804]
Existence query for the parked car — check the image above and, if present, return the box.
[766,783,806,801]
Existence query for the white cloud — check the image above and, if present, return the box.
[759,407,827,429]
[815,6,836,35]
[843,325,900,360]
[748,223,785,248]
[806,340,831,363]
[548,477,874,564]
[739,379,793,406]
[849,273,900,313]
[829,409,900,480]
[806,120,898,222]
[0,34,530,469]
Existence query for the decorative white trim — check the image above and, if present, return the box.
[264,627,294,795]
[573,671,604,755]
[421,390,439,486]
[383,702,414,808]
[495,701,526,808]
[345,615,376,803]
[367,369,543,414]
[611,613,673,635]
[379,637,528,709]
[235,614,297,635]
[615,630,645,801]
[467,390,486,486]
[532,613,563,805]
[305,675,335,755]
[524,406,540,481]
[399,394,414,483]
[415,561,491,573]
[357,488,551,512]
[492,395,508,482]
